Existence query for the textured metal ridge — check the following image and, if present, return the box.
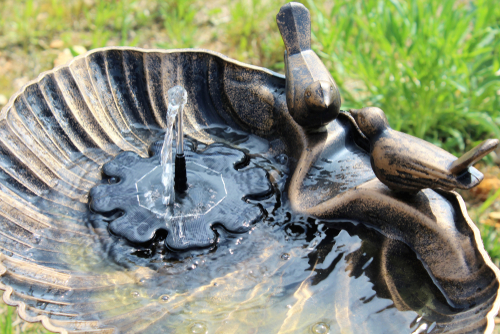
[454,192,500,334]
[0,46,285,121]
[1,254,69,334]
[0,46,287,334]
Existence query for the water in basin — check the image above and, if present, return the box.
[74,126,460,333]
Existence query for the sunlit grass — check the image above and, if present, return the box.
[0,305,49,334]
[308,0,500,154]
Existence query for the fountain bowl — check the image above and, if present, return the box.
[0,39,499,334]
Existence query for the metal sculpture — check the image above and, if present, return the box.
[277,2,341,128]
[349,106,499,193]
[0,2,499,334]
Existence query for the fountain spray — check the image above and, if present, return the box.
[162,86,188,205]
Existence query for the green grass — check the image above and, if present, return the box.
[157,0,200,49]
[0,304,48,334]
[2,306,13,334]
[307,0,500,154]
[0,0,500,332]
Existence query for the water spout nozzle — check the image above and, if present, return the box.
[174,87,187,193]
[176,96,184,156]
[174,153,188,193]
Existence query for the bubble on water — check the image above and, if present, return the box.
[311,322,329,334]
[159,294,170,303]
[108,177,119,184]
[190,323,207,334]
[131,291,140,298]
[286,304,292,309]
[139,278,146,284]
[276,154,288,165]
[280,253,290,261]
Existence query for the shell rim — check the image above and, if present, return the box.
[0,46,498,334]
[0,46,285,120]
[453,190,500,334]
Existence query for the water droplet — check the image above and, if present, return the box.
[213,282,218,287]
[190,323,207,334]
[427,321,436,333]
[276,154,288,165]
[131,291,140,298]
[139,278,146,284]
[311,323,329,334]
[108,177,118,184]
[280,253,290,261]
[286,304,292,309]
[159,294,170,303]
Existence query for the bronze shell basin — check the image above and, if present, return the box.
[0,47,499,334]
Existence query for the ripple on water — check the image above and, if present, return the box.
[311,322,329,334]
[77,127,465,333]
[190,323,207,334]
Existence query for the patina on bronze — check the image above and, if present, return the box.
[349,106,499,193]
[0,2,499,334]
[277,2,341,129]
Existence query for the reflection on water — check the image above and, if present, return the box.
[71,213,453,333]
[58,126,482,333]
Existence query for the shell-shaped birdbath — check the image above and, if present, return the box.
[1,2,500,334]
